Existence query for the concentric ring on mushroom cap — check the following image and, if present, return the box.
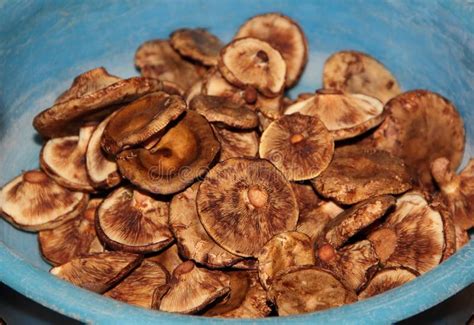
[0,170,88,231]
[259,113,334,181]
[170,28,224,66]
[96,186,173,253]
[358,267,418,299]
[323,50,401,104]
[371,90,465,190]
[196,157,299,257]
[116,110,220,195]
[284,90,385,140]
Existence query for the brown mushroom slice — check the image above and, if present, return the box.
[0,170,88,231]
[218,38,286,97]
[197,158,299,257]
[157,261,230,314]
[190,95,258,129]
[147,244,184,275]
[235,13,308,88]
[372,90,465,189]
[104,260,170,308]
[284,90,385,140]
[101,92,186,155]
[40,125,95,191]
[257,231,315,290]
[312,146,412,205]
[39,199,102,266]
[368,192,445,274]
[170,28,224,66]
[96,186,173,253]
[134,39,201,91]
[323,50,401,104]
[50,252,142,293]
[213,127,259,162]
[267,266,357,316]
[34,77,163,138]
[260,113,334,181]
[358,267,418,299]
[170,183,242,268]
[117,110,220,195]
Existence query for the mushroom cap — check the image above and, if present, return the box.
[50,251,143,293]
[170,28,224,66]
[104,260,170,308]
[430,194,457,261]
[323,50,401,104]
[0,170,88,231]
[197,157,299,257]
[358,267,418,299]
[117,110,220,195]
[267,266,357,316]
[284,90,385,140]
[169,182,243,268]
[371,90,465,190]
[213,126,259,162]
[312,146,412,205]
[157,261,231,314]
[259,113,334,181]
[96,186,173,253]
[185,80,204,106]
[41,125,96,192]
[101,92,186,155]
[146,244,184,275]
[218,37,287,98]
[33,77,163,138]
[455,224,470,250]
[235,13,308,88]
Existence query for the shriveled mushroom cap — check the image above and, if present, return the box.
[117,110,220,195]
[259,113,334,181]
[147,244,184,275]
[267,266,357,316]
[170,28,224,66]
[0,170,88,231]
[218,37,287,97]
[368,192,445,274]
[101,92,186,155]
[104,260,170,308]
[284,90,385,140]
[323,50,401,104]
[235,13,308,88]
[41,124,95,191]
[34,76,163,138]
[157,261,230,314]
[169,183,243,268]
[371,90,465,189]
[213,126,259,162]
[358,267,418,299]
[96,186,173,253]
[50,251,143,293]
[197,158,299,257]
[312,146,412,205]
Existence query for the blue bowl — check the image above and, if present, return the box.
[1,1,473,323]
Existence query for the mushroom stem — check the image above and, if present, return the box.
[318,244,337,263]
[174,261,195,276]
[290,134,305,144]
[247,186,268,208]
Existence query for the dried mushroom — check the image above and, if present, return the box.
[372,90,465,189]
[104,260,170,308]
[431,195,457,261]
[197,158,299,257]
[40,125,95,191]
[157,261,230,314]
[213,127,259,162]
[267,266,357,316]
[50,252,142,293]
[218,38,286,97]
[170,28,224,66]
[312,146,412,205]
[185,80,203,105]
[235,13,308,88]
[358,267,418,299]
[170,183,243,268]
[202,69,247,106]
[257,231,315,290]
[284,90,385,140]
[323,50,401,104]
[96,186,173,253]
[260,113,334,181]
[101,92,186,155]
[0,170,88,231]
[455,224,469,250]
[368,192,445,274]
[147,244,184,275]
[117,110,220,195]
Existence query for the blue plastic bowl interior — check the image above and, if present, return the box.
[0,0,473,323]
